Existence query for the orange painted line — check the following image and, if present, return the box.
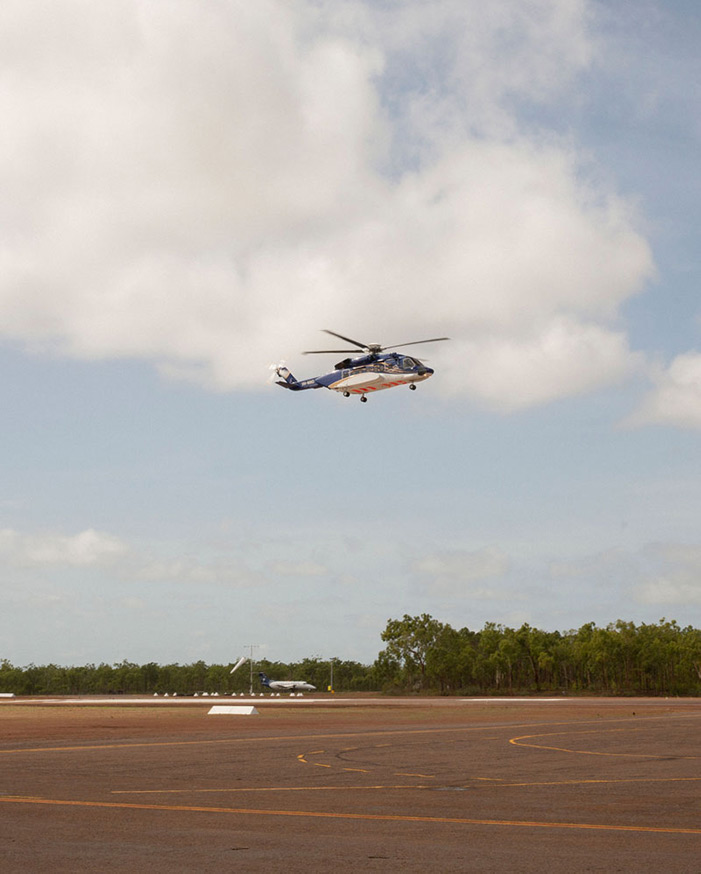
[1,796,700,835]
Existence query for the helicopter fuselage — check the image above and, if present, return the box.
[276,352,434,397]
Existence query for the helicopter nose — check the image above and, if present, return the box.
[418,365,434,376]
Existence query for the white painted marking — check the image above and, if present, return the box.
[461,698,565,703]
[208,705,259,715]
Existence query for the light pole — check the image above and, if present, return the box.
[244,644,259,695]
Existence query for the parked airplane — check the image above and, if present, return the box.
[258,672,316,693]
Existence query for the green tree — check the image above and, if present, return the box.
[379,614,448,690]
[425,625,475,692]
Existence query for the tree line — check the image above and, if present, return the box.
[376,615,701,695]
[1,616,700,696]
[0,657,374,697]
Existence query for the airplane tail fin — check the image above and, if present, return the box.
[258,672,271,687]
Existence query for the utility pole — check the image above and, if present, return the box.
[244,644,259,695]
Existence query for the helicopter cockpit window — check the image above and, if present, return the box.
[400,357,417,370]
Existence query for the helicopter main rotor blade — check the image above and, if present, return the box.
[383,337,450,351]
[301,330,449,355]
[302,349,360,355]
[322,329,369,349]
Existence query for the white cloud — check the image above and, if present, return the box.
[545,542,701,612]
[411,547,510,597]
[0,1,653,409]
[0,524,269,588]
[134,557,263,587]
[549,548,630,580]
[452,318,640,411]
[268,560,328,577]
[626,353,701,429]
[0,528,126,567]
[632,542,701,607]
[120,596,146,611]
[637,577,701,607]
[369,0,595,143]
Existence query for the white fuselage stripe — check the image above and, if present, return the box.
[328,372,429,393]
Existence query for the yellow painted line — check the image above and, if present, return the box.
[110,775,701,795]
[510,728,700,759]
[0,728,481,755]
[2,714,696,756]
[112,785,428,794]
[395,772,434,779]
[342,768,369,773]
[313,762,331,768]
[492,777,701,788]
[1,795,700,835]
[309,749,325,754]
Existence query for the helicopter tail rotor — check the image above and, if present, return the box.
[269,360,303,391]
[267,360,286,383]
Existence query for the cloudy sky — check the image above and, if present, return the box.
[2,0,700,668]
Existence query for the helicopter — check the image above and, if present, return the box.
[272,329,450,402]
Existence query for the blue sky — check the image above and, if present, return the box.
[1,0,700,667]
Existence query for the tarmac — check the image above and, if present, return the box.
[1,695,699,872]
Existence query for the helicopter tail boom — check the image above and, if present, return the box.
[274,365,321,391]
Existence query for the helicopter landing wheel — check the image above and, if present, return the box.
[409,383,417,390]
[360,395,368,403]
[343,391,350,397]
